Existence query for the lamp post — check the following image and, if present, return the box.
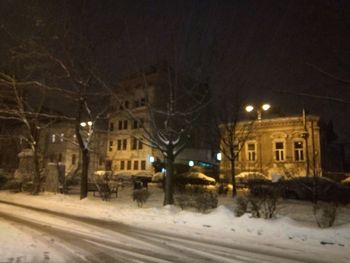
[245,103,271,173]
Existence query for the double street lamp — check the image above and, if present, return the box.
[245,103,271,120]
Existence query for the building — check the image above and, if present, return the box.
[219,115,345,182]
[41,121,107,177]
[106,64,212,178]
[106,67,163,176]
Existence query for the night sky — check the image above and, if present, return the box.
[1,1,350,142]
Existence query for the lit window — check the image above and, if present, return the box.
[60,133,64,142]
[247,143,256,161]
[52,134,56,143]
[294,141,304,161]
[274,141,285,161]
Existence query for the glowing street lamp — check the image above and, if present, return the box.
[216,152,222,161]
[149,156,155,163]
[188,160,194,167]
[245,103,271,120]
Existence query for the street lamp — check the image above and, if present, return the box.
[245,103,271,120]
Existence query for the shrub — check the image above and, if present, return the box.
[1,180,22,192]
[132,189,150,207]
[234,196,249,217]
[313,202,337,228]
[194,191,218,213]
[175,194,193,210]
[248,194,278,219]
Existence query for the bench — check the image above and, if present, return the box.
[88,182,111,200]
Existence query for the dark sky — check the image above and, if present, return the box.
[1,1,350,142]
[81,0,350,141]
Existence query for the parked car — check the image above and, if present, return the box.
[235,172,269,189]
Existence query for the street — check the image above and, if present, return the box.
[0,200,325,263]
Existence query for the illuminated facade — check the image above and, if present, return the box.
[219,115,344,182]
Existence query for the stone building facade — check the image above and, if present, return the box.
[220,115,344,182]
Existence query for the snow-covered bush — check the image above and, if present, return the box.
[194,192,218,213]
[175,194,193,210]
[249,194,277,219]
[132,189,150,207]
[1,180,22,192]
[233,196,249,217]
[313,202,337,228]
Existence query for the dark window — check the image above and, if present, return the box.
[58,153,62,162]
[109,141,113,151]
[141,160,146,170]
[105,160,112,170]
[117,140,122,150]
[134,160,139,170]
[123,139,127,150]
[133,120,138,129]
[72,154,76,165]
[120,160,125,170]
[138,140,143,150]
[123,120,128,130]
[109,122,114,131]
[118,120,123,130]
[99,157,104,166]
[125,101,129,109]
[140,98,146,106]
[132,138,137,150]
[127,160,131,170]
[134,100,140,108]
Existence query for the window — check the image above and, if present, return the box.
[125,101,129,109]
[72,154,76,165]
[134,100,140,108]
[123,120,128,130]
[122,139,127,150]
[58,153,62,162]
[133,120,138,129]
[117,140,122,150]
[120,160,125,170]
[141,160,146,170]
[118,120,123,130]
[52,134,56,143]
[274,141,285,161]
[109,122,114,131]
[140,98,146,106]
[60,133,64,142]
[127,160,131,170]
[99,157,104,166]
[134,160,139,170]
[294,141,304,161]
[247,143,256,161]
[109,141,113,151]
[133,118,143,129]
[132,138,137,150]
[138,140,143,150]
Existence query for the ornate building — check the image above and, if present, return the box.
[219,115,344,182]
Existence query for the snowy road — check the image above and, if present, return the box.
[0,200,329,263]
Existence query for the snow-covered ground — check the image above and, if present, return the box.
[0,186,349,262]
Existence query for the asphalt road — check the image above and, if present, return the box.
[0,200,322,263]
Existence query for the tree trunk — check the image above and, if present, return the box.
[32,145,42,195]
[230,158,237,197]
[163,151,175,205]
[80,149,89,199]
